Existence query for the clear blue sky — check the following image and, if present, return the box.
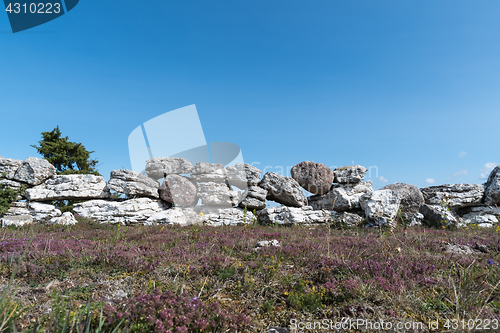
[1,0,499,189]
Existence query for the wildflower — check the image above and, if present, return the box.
[200,213,204,216]
[160,226,165,231]
[488,259,494,265]
[396,247,401,253]
[284,292,289,296]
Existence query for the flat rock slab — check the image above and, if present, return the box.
[258,206,335,225]
[197,207,255,226]
[13,157,56,186]
[145,157,193,180]
[291,161,334,195]
[0,157,22,180]
[259,172,307,207]
[191,163,227,182]
[108,169,160,198]
[196,182,240,207]
[146,207,198,226]
[420,184,484,208]
[74,198,170,224]
[226,163,262,189]
[25,174,110,201]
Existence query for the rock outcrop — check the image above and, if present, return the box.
[258,206,334,225]
[483,166,500,206]
[0,157,22,180]
[259,172,307,207]
[308,181,373,211]
[226,163,261,189]
[191,163,227,183]
[360,190,401,229]
[13,157,56,186]
[196,182,240,207]
[145,157,193,180]
[239,186,267,210]
[419,204,460,228]
[333,165,367,184]
[290,161,334,195]
[159,175,197,206]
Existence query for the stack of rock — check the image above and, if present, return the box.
[226,163,265,210]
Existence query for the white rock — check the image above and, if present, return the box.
[108,169,159,198]
[333,165,367,184]
[419,204,461,228]
[49,212,78,225]
[259,172,307,207]
[462,211,498,226]
[226,163,262,189]
[0,179,24,189]
[13,157,56,186]
[146,207,197,226]
[197,207,254,226]
[191,163,227,182]
[74,198,169,224]
[0,157,22,180]
[360,190,401,229]
[1,215,34,227]
[25,174,110,201]
[197,182,240,207]
[29,202,62,222]
[256,240,280,248]
[259,206,335,225]
[308,181,373,211]
[145,157,193,180]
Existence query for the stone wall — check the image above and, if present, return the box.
[1,156,499,229]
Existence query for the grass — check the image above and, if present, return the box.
[0,217,498,332]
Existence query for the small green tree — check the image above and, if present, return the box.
[31,126,101,176]
[32,126,101,213]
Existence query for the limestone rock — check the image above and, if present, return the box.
[403,212,424,227]
[1,215,34,227]
[146,207,198,226]
[49,212,78,225]
[145,157,193,180]
[308,181,373,211]
[258,206,334,226]
[196,182,240,207]
[290,161,334,195]
[333,165,367,184]
[256,240,280,248]
[25,175,110,201]
[420,184,484,208]
[335,212,364,228]
[191,163,227,182]
[108,169,160,198]
[419,204,460,228]
[360,190,401,229]
[259,172,307,207]
[461,208,498,227]
[483,166,500,206]
[0,179,24,189]
[226,163,262,189]
[197,207,254,226]
[245,186,267,201]
[159,175,197,206]
[29,202,62,222]
[73,198,170,224]
[381,183,424,214]
[13,157,56,186]
[0,157,22,180]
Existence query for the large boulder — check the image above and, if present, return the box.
[308,181,373,211]
[259,172,307,207]
[333,165,367,184]
[360,190,401,229]
[13,157,56,186]
[145,157,193,180]
[0,157,22,179]
[483,166,500,206]
[197,207,254,226]
[420,184,484,208]
[334,212,364,228]
[191,163,227,183]
[238,186,267,210]
[381,183,424,214]
[290,161,334,195]
[226,163,262,189]
[108,169,160,198]
[419,204,461,228]
[146,207,198,226]
[196,182,240,207]
[25,174,110,201]
[74,198,170,224]
[159,175,197,206]
[258,206,334,226]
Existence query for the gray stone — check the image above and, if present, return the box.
[145,157,193,180]
[381,183,424,214]
[419,204,460,228]
[256,240,280,248]
[259,172,307,207]
[197,207,254,226]
[239,197,266,210]
[360,190,401,229]
[0,179,24,189]
[290,161,334,195]
[196,182,240,207]
[333,165,367,184]
[108,169,160,198]
[74,198,170,224]
[420,184,484,208]
[258,206,334,226]
[49,212,78,225]
[25,174,110,201]
[308,181,373,211]
[28,202,62,222]
[402,212,424,227]
[191,163,227,182]
[461,211,498,226]
[334,212,364,228]
[159,175,197,206]
[0,157,22,180]
[483,166,500,206]
[245,186,267,201]
[13,157,56,186]
[226,163,262,189]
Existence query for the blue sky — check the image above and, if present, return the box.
[1,0,499,190]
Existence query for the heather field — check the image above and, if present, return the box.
[0,218,499,332]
